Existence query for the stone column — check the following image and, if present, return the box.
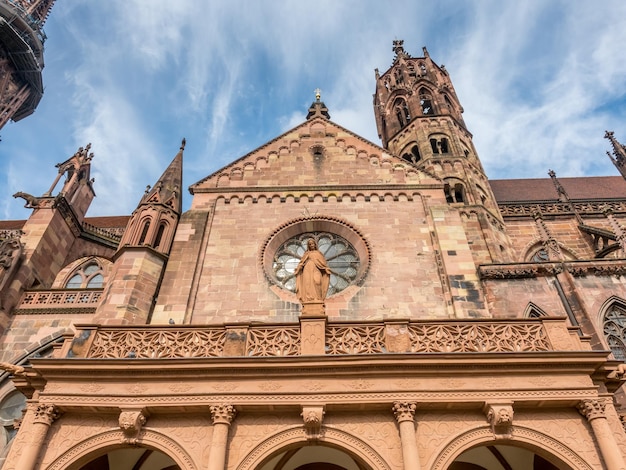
[578,399,626,470]
[393,401,421,470]
[16,403,60,470]
[208,404,237,470]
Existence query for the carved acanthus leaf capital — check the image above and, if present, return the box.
[33,403,61,425]
[393,401,417,423]
[484,403,514,439]
[210,404,237,425]
[578,399,606,421]
[119,409,148,444]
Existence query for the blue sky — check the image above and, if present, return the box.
[1,0,626,221]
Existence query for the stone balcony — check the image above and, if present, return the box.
[15,288,102,313]
[60,317,591,359]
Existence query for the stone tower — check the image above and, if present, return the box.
[0,0,55,129]
[374,40,511,264]
[94,141,183,325]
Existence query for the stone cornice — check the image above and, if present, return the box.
[498,200,626,218]
[479,259,626,279]
[192,183,443,195]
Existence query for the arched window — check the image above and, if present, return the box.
[394,98,410,128]
[138,220,150,245]
[419,87,434,115]
[401,145,421,164]
[154,223,166,249]
[603,302,626,361]
[444,181,466,204]
[65,261,104,289]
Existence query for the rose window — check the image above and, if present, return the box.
[272,232,359,296]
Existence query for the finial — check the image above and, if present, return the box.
[314,88,321,102]
[180,138,186,150]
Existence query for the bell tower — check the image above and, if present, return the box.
[374,40,511,263]
[0,0,55,129]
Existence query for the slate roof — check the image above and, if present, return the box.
[489,176,626,203]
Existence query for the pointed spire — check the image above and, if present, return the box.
[142,139,184,213]
[605,131,626,180]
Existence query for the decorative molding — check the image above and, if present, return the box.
[484,402,514,439]
[499,200,626,218]
[480,260,626,279]
[119,409,147,444]
[301,405,325,441]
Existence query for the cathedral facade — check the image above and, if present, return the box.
[1,41,626,470]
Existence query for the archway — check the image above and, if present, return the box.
[449,444,568,470]
[256,443,371,470]
[237,427,389,470]
[73,447,179,470]
[431,426,591,470]
[45,429,195,470]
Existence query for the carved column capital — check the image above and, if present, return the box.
[484,403,514,439]
[393,401,417,423]
[578,399,606,421]
[301,405,325,441]
[33,403,60,426]
[210,404,237,425]
[119,409,148,444]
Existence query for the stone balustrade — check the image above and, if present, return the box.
[17,289,102,311]
[61,317,586,359]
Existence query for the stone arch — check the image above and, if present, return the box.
[235,426,391,470]
[524,302,548,318]
[45,429,195,470]
[429,425,592,470]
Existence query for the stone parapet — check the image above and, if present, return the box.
[63,317,589,359]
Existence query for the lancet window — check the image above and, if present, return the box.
[603,302,626,361]
[419,87,434,115]
[394,98,411,128]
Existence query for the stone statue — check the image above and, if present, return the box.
[294,239,331,303]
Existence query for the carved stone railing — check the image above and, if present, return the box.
[479,259,626,279]
[81,222,124,243]
[498,200,626,217]
[16,289,102,312]
[63,318,587,360]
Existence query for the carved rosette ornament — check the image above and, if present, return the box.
[33,404,60,426]
[119,409,148,444]
[484,403,514,439]
[301,405,325,441]
[210,404,237,425]
[392,401,417,423]
[578,399,606,421]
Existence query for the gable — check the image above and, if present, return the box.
[190,118,440,193]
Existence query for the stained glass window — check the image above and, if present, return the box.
[272,232,360,297]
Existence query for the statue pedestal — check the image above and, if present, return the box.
[301,301,325,317]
